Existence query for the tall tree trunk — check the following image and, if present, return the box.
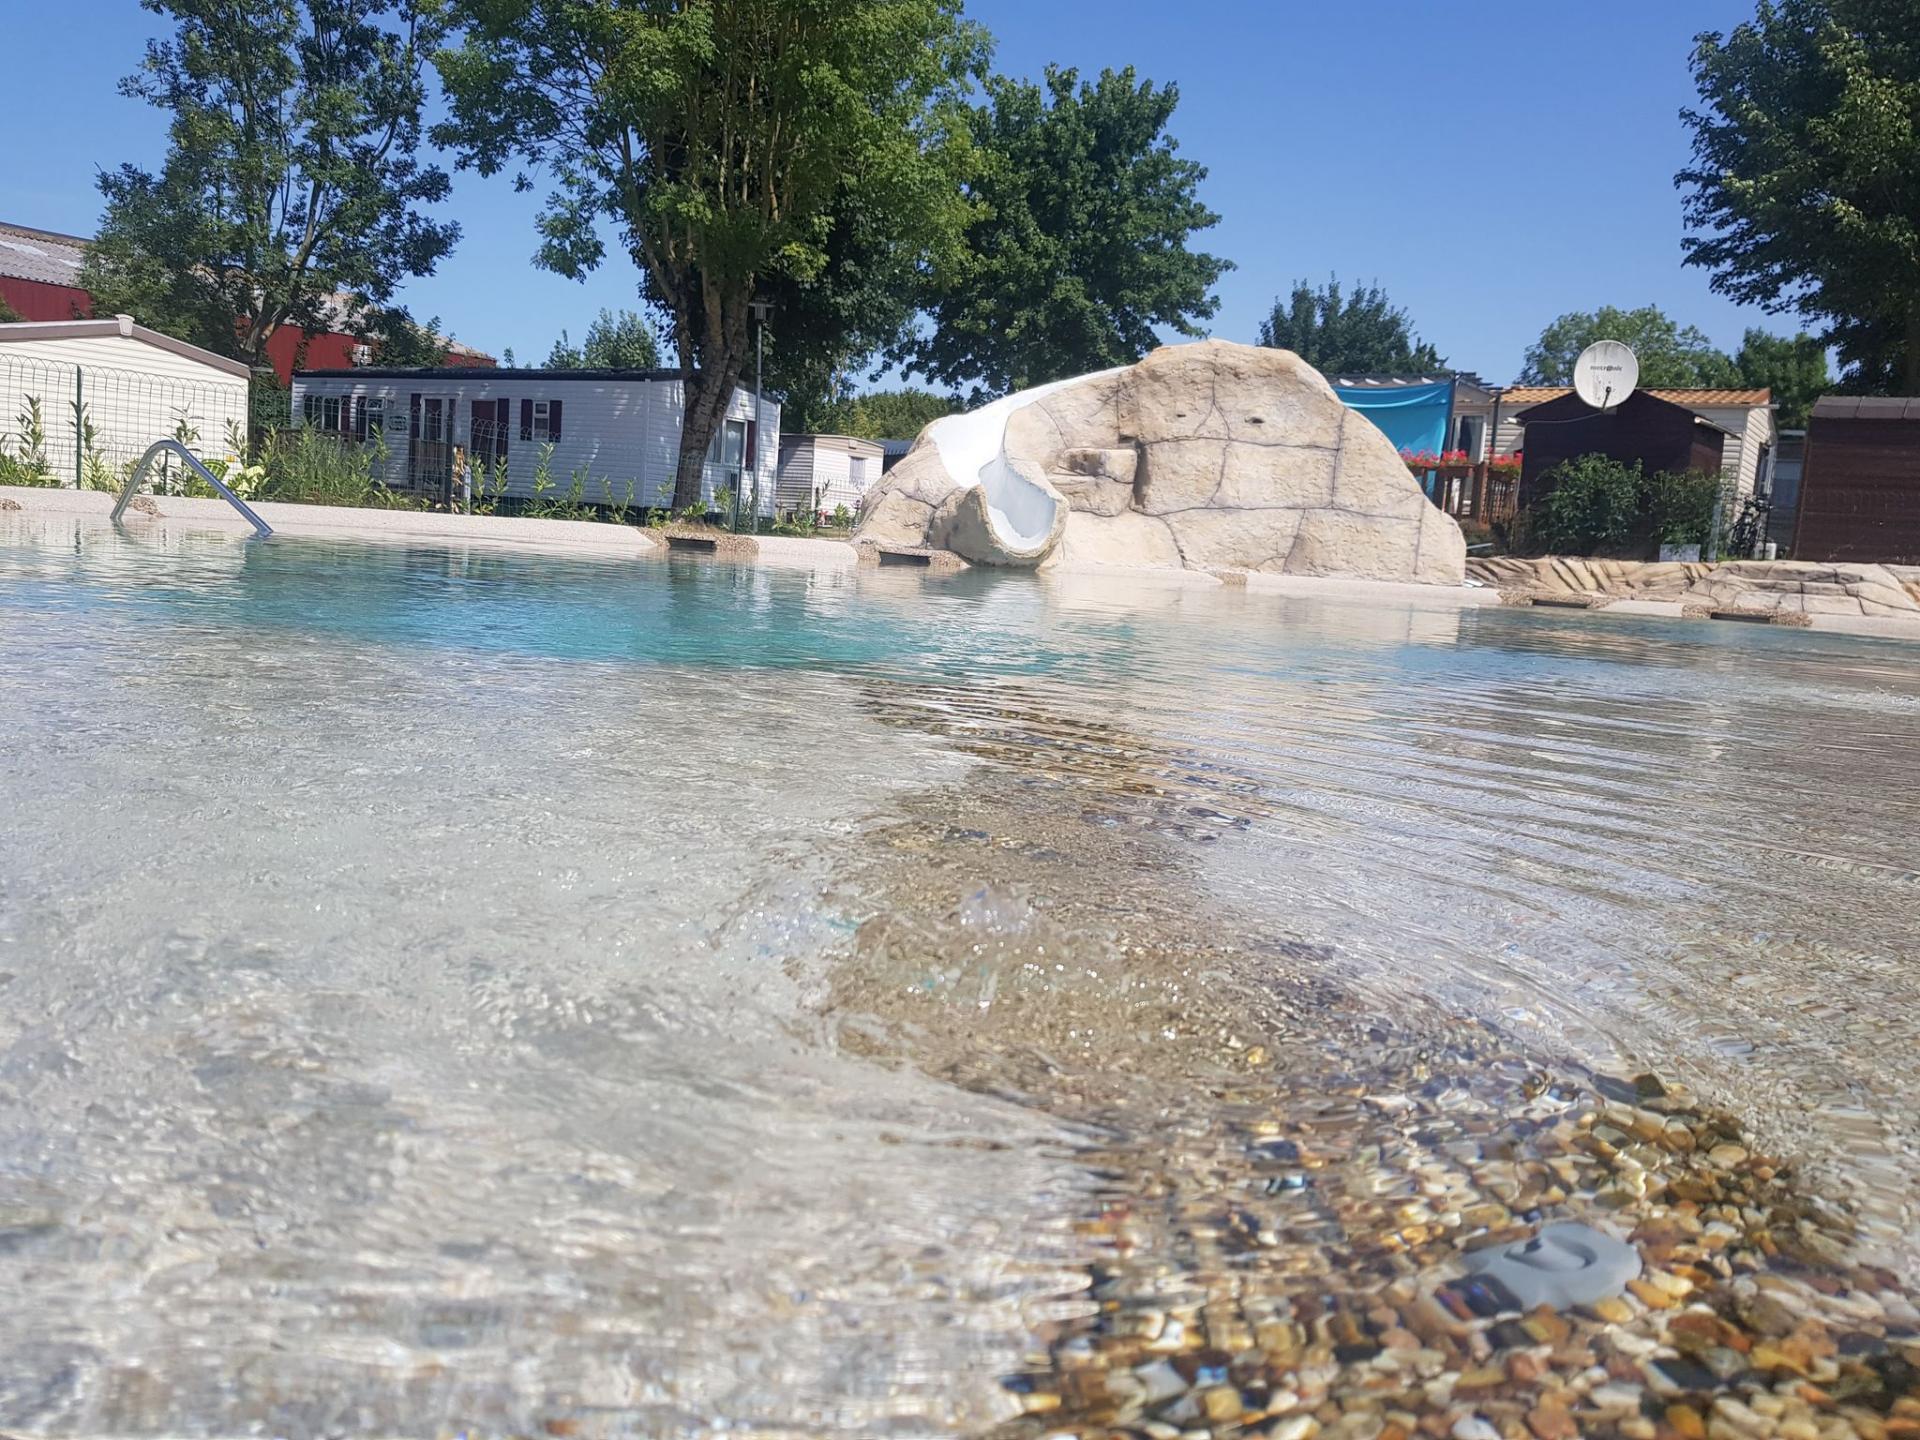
[673,368,737,512]
[671,295,752,512]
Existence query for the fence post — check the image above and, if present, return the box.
[72,369,84,489]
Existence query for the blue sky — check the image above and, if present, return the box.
[5,0,1780,386]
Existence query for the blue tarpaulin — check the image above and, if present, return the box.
[1330,380,1454,457]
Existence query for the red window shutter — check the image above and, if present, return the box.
[497,398,510,458]
[520,397,533,441]
[549,399,562,441]
[745,419,757,469]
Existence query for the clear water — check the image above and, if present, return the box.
[2,514,1917,1435]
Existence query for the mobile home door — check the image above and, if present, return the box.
[407,394,456,502]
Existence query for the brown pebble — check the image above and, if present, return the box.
[1628,1278,1675,1310]
[1523,1309,1571,1346]
[1588,1297,1636,1324]
[1528,1400,1578,1440]
[1666,1404,1707,1439]
[1201,1386,1244,1423]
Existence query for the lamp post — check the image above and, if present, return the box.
[747,299,773,534]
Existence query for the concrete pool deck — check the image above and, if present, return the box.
[6,484,1919,643]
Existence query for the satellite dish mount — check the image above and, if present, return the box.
[1573,341,1639,411]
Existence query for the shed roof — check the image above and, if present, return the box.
[0,221,88,287]
[0,315,251,378]
[1513,386,1737,436]
[1810,395,1920,420]
[779,432,883,449]
[1500,386,1771,408]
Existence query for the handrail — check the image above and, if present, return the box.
[111,439,273,539]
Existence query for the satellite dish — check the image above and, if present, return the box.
[1573,341,1638,410]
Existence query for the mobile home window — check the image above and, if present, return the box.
[323,396,343,433]
[303,394,320,426]
[532,399,552,440]
[357,396,384,442]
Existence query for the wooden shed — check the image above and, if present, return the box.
[1793,395,1920,562]
[1516,389,1729,506]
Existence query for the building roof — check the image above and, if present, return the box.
[1513,386,1738,437]
[297,365,685,382]
[0,315,251,378]
[1500,385,1772,408]
[779,432,884,449]
[0,221,494,362]
[0,221,88,287]
[1811,395,1920,420]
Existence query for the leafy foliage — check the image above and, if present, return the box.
[1518,453,1720,557]
[545,309,661,370]
[905,64,1229,403]
[1734,328,1830,427]
[367,306,451,367]
[0,395,56,486]
[1257,277,1444,376]
[0,298,21,324]
[251,427,423,508]
[1679,0,1920,393]
[82,0,457,364]
[1520,305,1741,387]
[792,387,958,439]
[434,0,985,509]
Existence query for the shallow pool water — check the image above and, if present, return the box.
[1,515,1916,1436]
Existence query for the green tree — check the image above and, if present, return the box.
[1519,305,1740,387]
[905,64,1230,403]
[1679,0,1920,393]
[0,298,21,324]
[754,184,950,433]
[81,0,457,365]
[1734,328,1830,426]
[1256,276,1444,375]
[799,387,957,439]
[435,0,984,510]
[368,307,450,367]
[545,309,661,370]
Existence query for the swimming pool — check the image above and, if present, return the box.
[2,514,1916,1436]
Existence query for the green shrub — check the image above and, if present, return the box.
[1644,468,1719,547]
[0,396,60,486]
[1516,454,1721,557]
[251,426,421,509]
[1524,454,1643,555]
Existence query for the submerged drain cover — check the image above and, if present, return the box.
[1463,1223,1641,1310]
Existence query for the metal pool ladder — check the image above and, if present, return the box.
[111,440,273,539]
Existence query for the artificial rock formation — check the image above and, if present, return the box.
[1467,556,1920,617]
[854,340,1466,585]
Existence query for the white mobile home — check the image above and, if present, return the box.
[290,367,779,512]
[0,315,250,486]
[775,433,883,516]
